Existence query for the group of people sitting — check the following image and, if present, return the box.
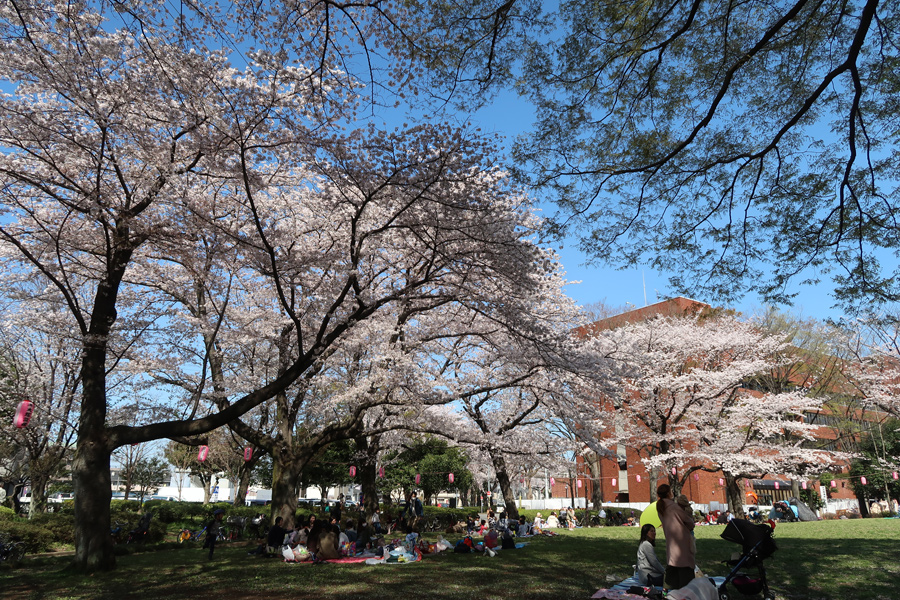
[536,507,579,530]
[248,513,355,561]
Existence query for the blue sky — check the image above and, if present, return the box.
[462,91,842,323]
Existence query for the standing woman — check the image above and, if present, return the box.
[656,484,696,590]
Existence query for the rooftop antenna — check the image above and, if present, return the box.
[642,270,648,306]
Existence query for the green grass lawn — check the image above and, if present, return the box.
[2,519,898,599]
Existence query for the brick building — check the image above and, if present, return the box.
[569,297,863,511]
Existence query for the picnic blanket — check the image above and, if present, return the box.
[320,555,371,564]
[596,574,726,600]
[591,590,646,600]
[364,548,423,565]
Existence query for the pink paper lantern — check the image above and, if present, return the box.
[694,473,700,481]
[830,480,837,488]
[611,478,617,487]
[197,445,209,462]
[636,475,641,483]
[415,473,421,485]
[860,476,867,485]
[719,478,724,486]
[550,477,556,487]
[577,479,582,489]
[774,481,779,489]
[13,400,33,428]
[802,481,807,490]
[893,472,898,480]
[449,473,455,484]
[744,480,750,488]
[378,467,385,478]
[349,465,356,477]
[243,447,253,462]
[671,467,677,475]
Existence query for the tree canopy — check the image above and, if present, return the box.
[512,0,900,312]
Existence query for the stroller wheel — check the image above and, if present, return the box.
[718,593,729,600]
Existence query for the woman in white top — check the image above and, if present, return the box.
[545,512,560,528]
[636,524,666,586]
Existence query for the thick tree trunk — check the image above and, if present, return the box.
[72,336,115,572]
[270,454,303,529]
[489,451,518,520]
[72,442,114,571]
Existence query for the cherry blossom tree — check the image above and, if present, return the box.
[589,312,838,511]
[0,305,80,515]
[0,1,566,570]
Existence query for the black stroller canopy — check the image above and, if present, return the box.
[721,518,777,560]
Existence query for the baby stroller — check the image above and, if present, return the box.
[717,518,777,600]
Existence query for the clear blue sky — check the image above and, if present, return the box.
[463,90,843,323]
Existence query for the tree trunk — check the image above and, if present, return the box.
[233,452,262,507]
[29,473,49,515]
[233,464,253,507]
[724,472,744,517]
[72,425,114,571]
[588,456,603,507]
[72,335,116,572]
[202,475,214,505]
[649,467,660,502]
[489,451,519,520]
[355,434,379,536]
[270,457,302,529]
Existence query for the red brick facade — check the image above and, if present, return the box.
[567,297,863,508]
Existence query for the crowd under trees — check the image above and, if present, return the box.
[0,0,899,574]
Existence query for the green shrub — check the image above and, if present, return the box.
[29,513,76,545]
[0,505,16,518]
[114,500,142,512]
[0,521,55,553]
[143,500,179,523]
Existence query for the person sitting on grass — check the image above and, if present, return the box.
[502,523,517,549]
[636,524,666,587]
[484,527,500,550]
[267,516,292,551]
[307,520,341,562]
[546,511,560,528]
[517,515,529,537]
[247,515,292,556]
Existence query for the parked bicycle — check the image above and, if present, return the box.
[178,523,226,544]
[110,520,127,545]
[125,512,153,544]
[0,532,26,564]
[178,526,204,543]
